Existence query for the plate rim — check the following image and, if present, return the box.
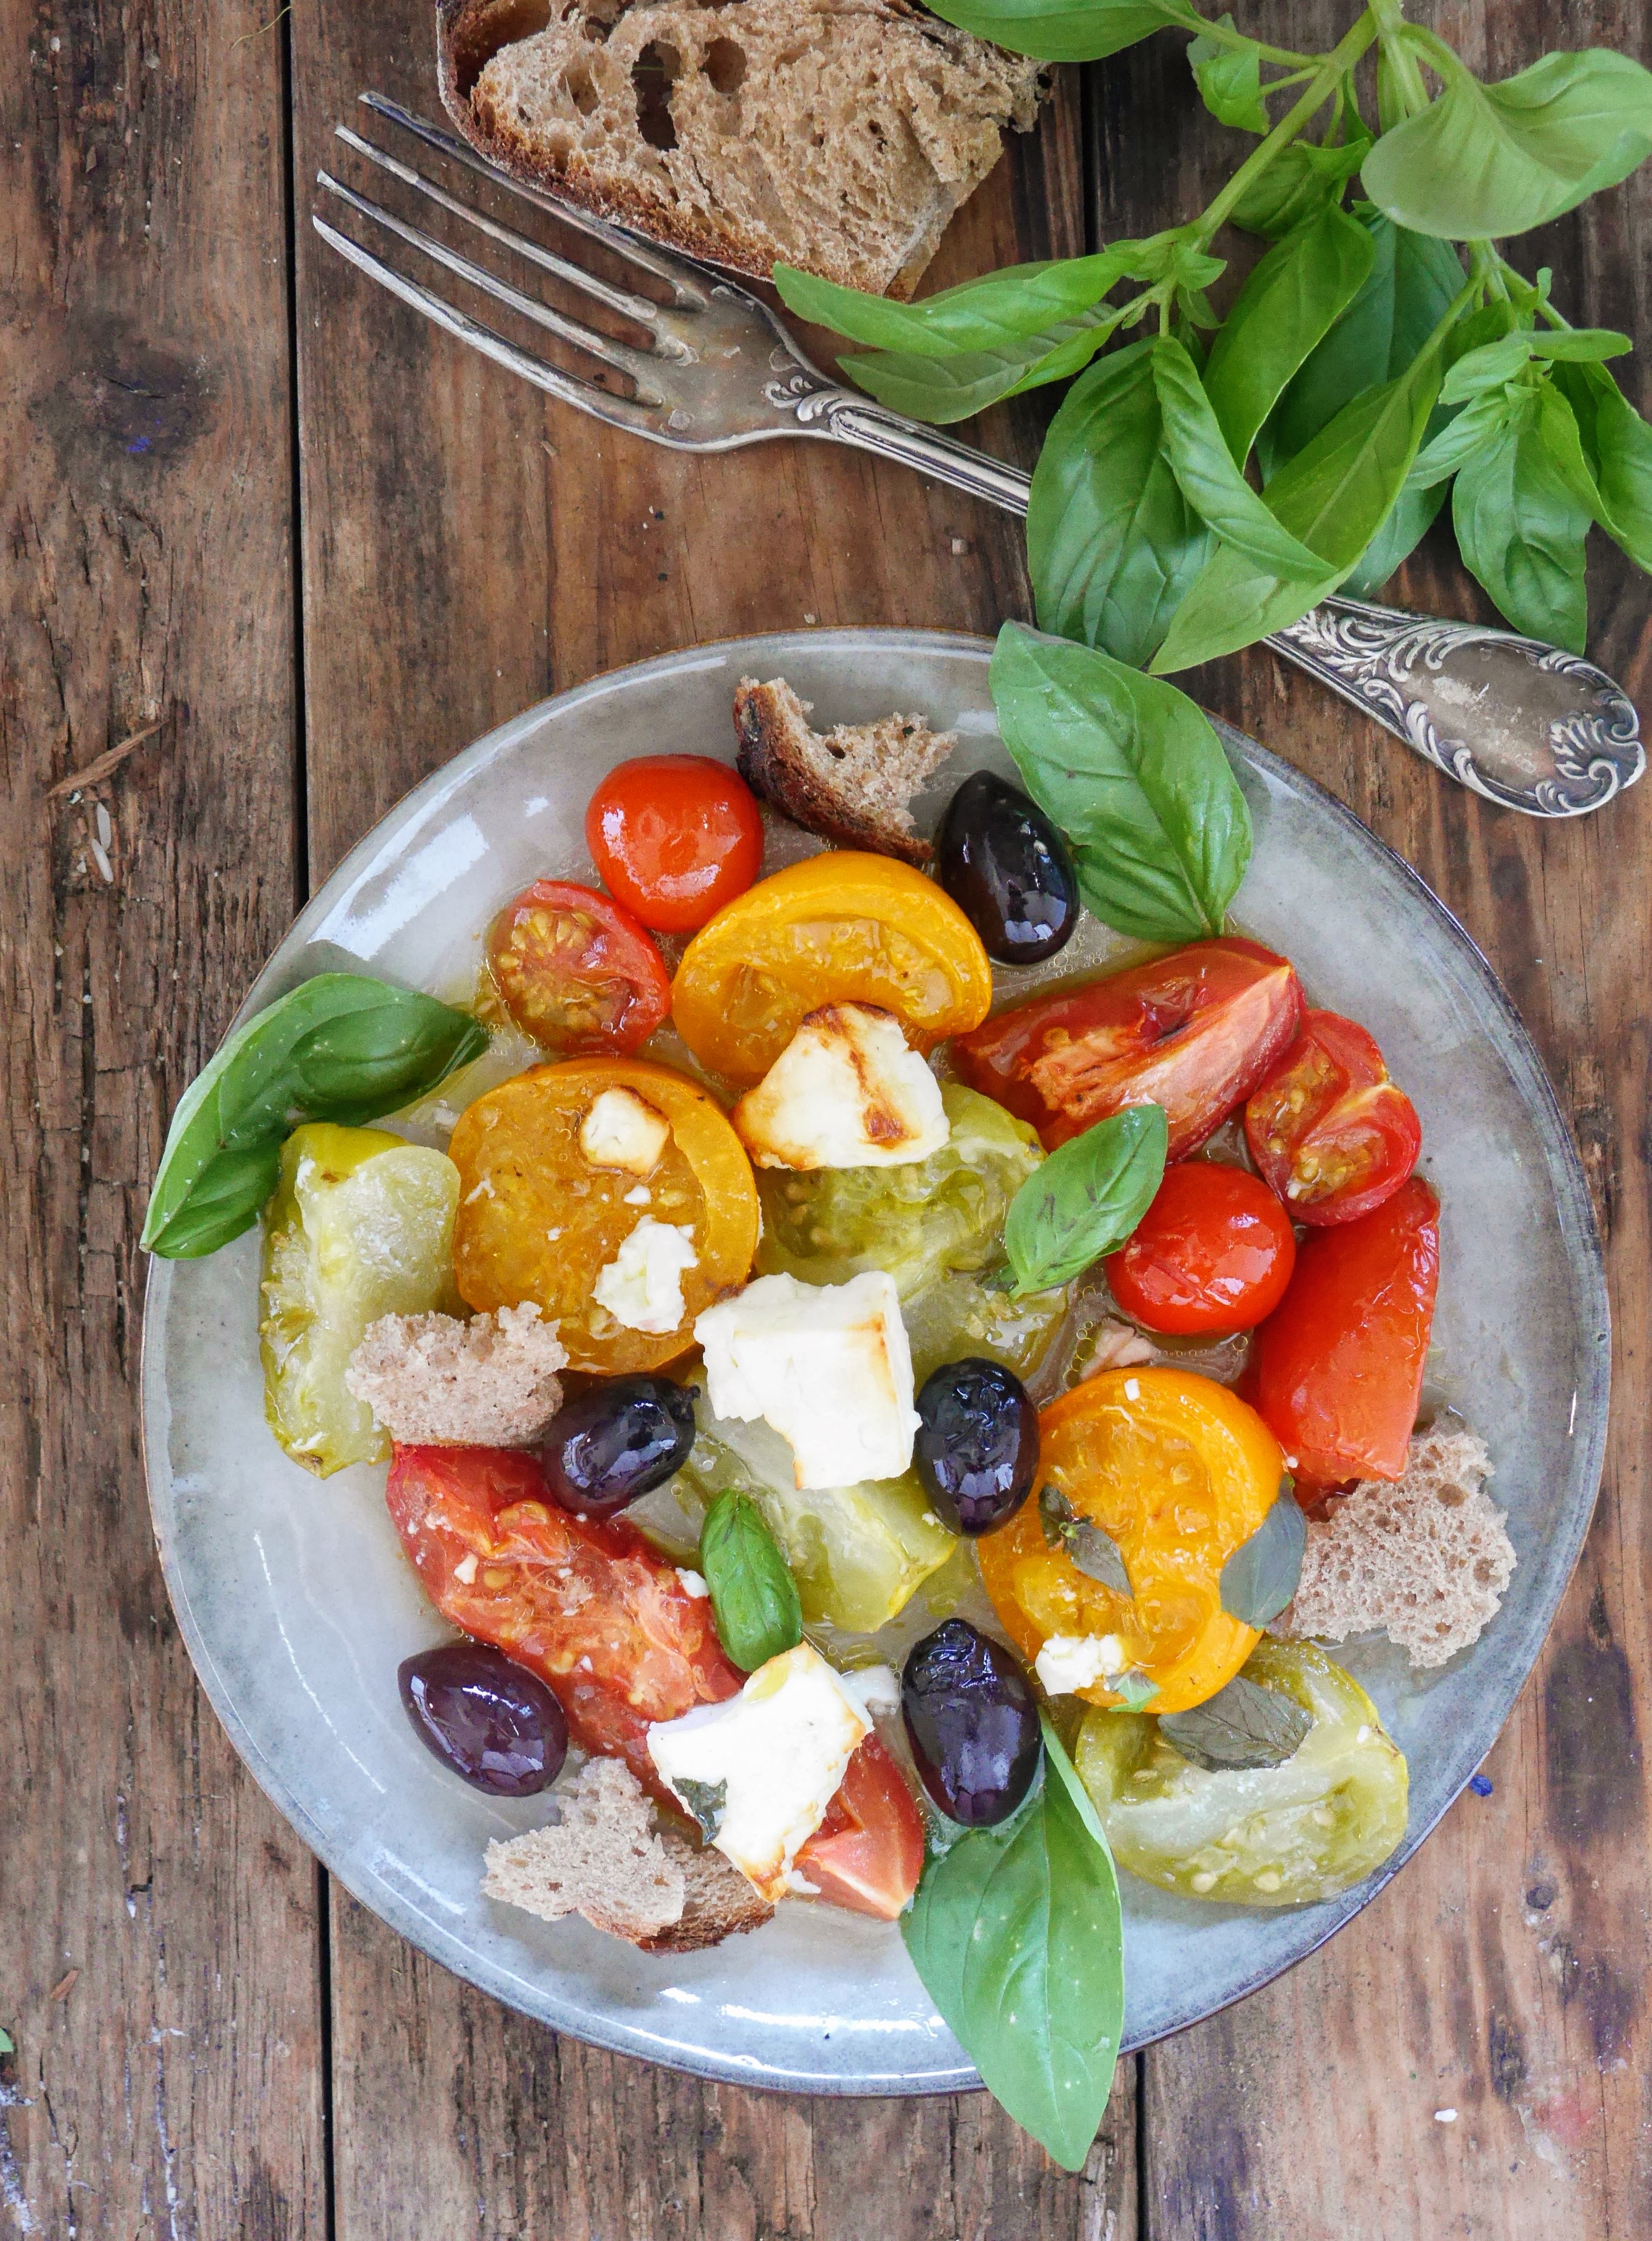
[140,624,1610,2094]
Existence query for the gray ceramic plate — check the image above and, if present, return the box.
[142,629,1608,2092]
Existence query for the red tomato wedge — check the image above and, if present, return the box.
[487,879,671,1055]
[586,755,764,934]
[1245,1008,1422,1226]
[954,936,1303,1157]
[1105,1161,1297,1335]
[1251,1178,1440,1483]
[385,1445,922,1916]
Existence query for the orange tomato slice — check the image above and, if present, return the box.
[978,1366,1284,1715]
[448,1058,759,1373]
[670,852,994,1086]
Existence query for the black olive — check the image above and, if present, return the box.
[542,1374,696,1515]
[937,771,1078,965]
[902,1620,1042,1826]
[399,1643,568,1796]
[914,1357,1039,1536]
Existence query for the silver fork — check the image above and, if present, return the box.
[315,93,1643,820]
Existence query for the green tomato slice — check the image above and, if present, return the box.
[1075,1639,1409,1906]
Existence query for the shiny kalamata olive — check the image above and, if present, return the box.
[914,1357,1039,1536]
[937,771,1078,965]
[399,1643,567,1796]
[902,1620,1042,1826]
[542,1374,696,1515]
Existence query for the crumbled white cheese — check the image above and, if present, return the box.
[623,1184,651,1206]
[676,1568,710,1599]
[647,1642,871,1901]
[593,1217,698,1334]
[1034,1633,1126,1696]
[693,1270,919,1489]
[840,1664,901,1717]
[579,1086,671,1176]
[453,1553,478,1586]
[732,1003,949,1170]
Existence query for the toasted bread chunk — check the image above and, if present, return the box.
[1270,1427,1516,1668]
[438,0,1045,300]
[482,1755,774,1951]
[345,1302,566,1447]
[733,677,955,864]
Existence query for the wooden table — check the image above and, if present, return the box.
[5,0,1649,2231]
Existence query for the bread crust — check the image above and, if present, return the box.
[734,676,952,863]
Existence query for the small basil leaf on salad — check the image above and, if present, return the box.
[699,1491,804,1672]
[674,1776,729,1843]
[1039,1485,1133,1594]
[1159,1671,1313,1771]
[902,1717,1123,2172]
[1109,1670,1160,1712]
[1004,1105,1168,1295]
[141,973,489,1260]
[1218,1480,1308,1626]
[989,621,1252,943]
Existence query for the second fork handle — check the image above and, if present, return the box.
[820,394,1643,821]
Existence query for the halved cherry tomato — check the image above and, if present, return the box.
[586,756,764,934]
[1245,1009,1421,1225]
[1251,1177,1440,1483]
[671,852,994,1084]
[954,936,1302,1156]
[1105,1162,1297,1334]
[979,1367,1284,1715]
[798,1734,925,1919]
[448,1058,759,1373]
[386,1444,741,1797]
[488,879,670,1055]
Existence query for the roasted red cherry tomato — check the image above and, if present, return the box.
[799,1734,925,1919]
[1245,1008,1421,1226]
[586,756,764,934]
[1105,1162,1297,1334]
[487,879,671,1055]
[954,936,1302,1157]
[1251,1178,1440,1483]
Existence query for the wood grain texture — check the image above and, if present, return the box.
[0,0,324,2235]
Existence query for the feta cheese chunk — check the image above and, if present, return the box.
[1034,1632,1126,1696]
[579,1086,671,1176]
[693,1270,919,1488]
[647,1642,871,1901]
[732,1003,949,1170]
[840,1663,901,1717]
[594,1217,698,1334]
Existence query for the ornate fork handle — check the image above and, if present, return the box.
[802,384,1645,820]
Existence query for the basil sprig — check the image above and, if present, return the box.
[903,1718,1124,2172]
[141,973,488,1260]
[699,1492,804,1673]
[1004,1106,1168,1296]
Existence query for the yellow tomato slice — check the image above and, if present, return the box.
[670,852,994,1086]
[448,1058,759,1374]
[979,1366,1284,1715]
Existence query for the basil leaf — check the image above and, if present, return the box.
[1027,340,1215,667]
[990,621,1252,941]
[1159,1672,1312,1770]
[1039,1485,1133,1592]
[1109,1670,1160,1712]
[1004,1106,1168,1293]
[1189,17,1269,135]
[774,250,1141,360]
[919,0,1179,62]
[1552,358,1652,572]
[699,1491,804,1673]
[674,1776,729,1842]
[1218,1482,1307,1626]
[838,306,1124,426]
[1362,46,1652,241]
[1338,482,1447,597]
[1407,384,1519,488]
[902,1719,1123,2172]
[1441,327,1631,408]
[141,973,488,1260]
[1229,133,1371,240]
[1151,347,1443,672]
[1152,335,1327,576]
[1202,204,1377,466]
[1451,386,1592,652]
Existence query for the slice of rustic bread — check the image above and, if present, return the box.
[1270,1427,1516,1668]
[346,1302,567,1447]
[734,674,955,863]
[481,1754,774,1950]
[437,0,1045,298]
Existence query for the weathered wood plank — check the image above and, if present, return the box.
[0,0,324,2234]
[289,0,1130,2228]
